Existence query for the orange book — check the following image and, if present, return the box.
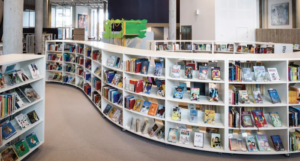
[148,103,158,116]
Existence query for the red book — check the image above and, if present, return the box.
[129,98,135,110]
[129,79,137,92]
[80,48,83,54]
[93,52,98,60]
[128,60,131,72]
[251,110,267,127]
[136,61,142,73]
[80,58,84,65]
[96,81,101,90]
[135,80,144,93]
[55,46,58,51]
[94,95,100,103]
[186,63,195,70]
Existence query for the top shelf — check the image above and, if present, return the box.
[0,54,44,65]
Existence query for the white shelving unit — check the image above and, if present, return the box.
[0,54,45,160]
[46,40,300,156]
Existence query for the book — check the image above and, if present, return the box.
[103,104,112,115]
[156,105,165,118]
[190,88,199,101]
[18,84,40,103]
[148,103,158,116]
[172,106,181,121]
[141,120,149,134]
[268,68,280,81]
[242,68,252,82]
[253,90,263,103]
[271,135,285,151]
[253,66,266,82]
[194,132,204,148]
[209,88,218,102]
[198,66,208,80]
[204,110,215,124]
[135,119,140,132]
[140,101,151,114]
[185,66,193,79]
[241,111,254,127]
[252,110,267,127]
[17,69,30,82]
[173,86,184,99]
[268,89,281,103]
[0,146,19,161]
[156,127,165,139]
[143,82,152,94]
[211,67,221,81]
[190,109,198,123]
[211,133,221,148]
[28,63,40,79]
[1,121,16,140]
[168,128,178,143]
[179,82,187,93]
[178,129,190,144]
[14,139,30,157]
[133,99,143,111]
[26,132,40,148]
[141,60,149,74]
[229,138,247,151]
[108,107,117,118]
[154,61,162,76]
[246,136,258,152]
[27,110,39,124]
[239,90,250,104]
[171,65,181,78]
[148,124,159,137]
[256,134,271,151]
[269,112,282,127]
[15,113,30,129]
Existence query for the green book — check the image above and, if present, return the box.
[26,132,40,148]
[15,139,30,157]
[268,112,282,127]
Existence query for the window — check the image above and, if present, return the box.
[91,9,97,38]
[51,6,73,39]
[23,10,35,28]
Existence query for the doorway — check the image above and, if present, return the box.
[181,26,192,40]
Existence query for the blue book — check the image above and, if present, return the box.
[114,57,120,67]
[271,135,284,151]
[155,79,163,88]
[173,86,184,99]
[179,82,187,93]
[154,61,163,76]
[140,101,152,113]
[190,109,198,123]
[268,89,281,103]
[107,72,116,83]
[125,95,134,109]
[1,121,17,140]
[140,60,149,74]
[87,49,91,57]
[103,104,112,115]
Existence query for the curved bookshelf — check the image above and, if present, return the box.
[45,40,300,155]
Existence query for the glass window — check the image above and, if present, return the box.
[23,10,35,28]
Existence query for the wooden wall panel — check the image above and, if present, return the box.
[256,29,300,44]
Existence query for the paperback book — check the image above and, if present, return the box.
[242,68,252,82]
[27,110,39,123]
[14,139,30,157]
[241,111,254,127]
[18,84,40,103]
[194,132,204,148]
[211,67,221,81]
[26,132,40,148]
[171,65,181,78]
[168,128,178,143]
[204,110,215,124]
[268,112,282,127]
[156,127,165,139]
[246,136,258,152]
[198,66,208,80]
[268,68,280,81]
[156,105,165,118]
[211,133,221,149]
[190,109,198,123]
[252,110,267,127]
[15,113,30,129]
[239,90,250,104]
[178,129,190,145]
[154,61,163,76]
[252,90,263,103]
[185,66,193,79]
[148,124,159,137]
[209,88,218,102]
[0,146,19,161]
[173,86,184,99]
[140,101,152,114]
[268,89,281,104]
[1,121,17,140]
[172,107,181,121]
[271,135,284,151]
[256,134,271,151]
[253,66,266,82]
[190,88,200,101]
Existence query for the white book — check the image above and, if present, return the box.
[178,129,190,145]
[15,113,30,129]
[194,132,204,147]
[206,44,211,51]
[267,68,280,81]
[28,64,40,79]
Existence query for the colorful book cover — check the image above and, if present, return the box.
[26,132,40,148]
[179,129,190,145]
[172,106,181,121]
[253,90,263,103]
[242,68,252,82]
[241,111,254,127]
[140,60,149,74]
[179,82,187,93]
[204,110,215,124]
[239,90,250,104]
[253,66,266,82]
[148,103,158,116]
[143,82,152,94]
[211,133,221,149]
[103,104,112,115]
[0,146,19,161]
[209,88,219,102]
[269,112,282,127]
[271,135,285,151]
[190,88,200,101]
[140,101,152,114]
[168,128,178,143]
[14,139,30,157]
[133,99,143,111]
[211,67,221,81]
[1,121,17,140]
[252,110,267,127]
[27,110,39,124]
[18,84,40,103]
[28,63,40,79]
[108,107,117,118]
[190,109,198,123]
[256,134,271,151]
[268,89,281,103]
[154,61,163,76]
[148,124,159,137]
[199,66,208,80]
[194,132,204,147]
[185,66,193,79]
[173,86,184,99]
[156,105,165,118]
[246,136,258,152]
[268,68,280,81]
[15,113,30,129]
[156,127,165,139]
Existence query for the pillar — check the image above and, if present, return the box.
[88,8,92,39]
[3,0,24,54]
[103,1,107,31]
[35,0,43,54]
[169,0,176,40]
[72,6,76,28]
[97,8,100,40]
[262,0,268,28]
[43,0,49,28]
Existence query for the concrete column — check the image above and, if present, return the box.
[72,6,76,28]
[35,0,43,54]
[88,8,92,39]
[262,0,268,28]
[3,0,24,54]
[168,0,176,40]
[97,8,100,40]
[43,0,49,28]
[103,1,107,31]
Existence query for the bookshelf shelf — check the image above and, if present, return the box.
[0,77,44,93]
[45,40,300,155]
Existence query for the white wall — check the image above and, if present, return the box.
[180,0,215,40]
[75,6,89,40]
[268,0,292,28]
[215,0,257,41]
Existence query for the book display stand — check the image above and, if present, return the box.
[46,40,300,156]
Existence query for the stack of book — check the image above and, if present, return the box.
[104,70,122,87]
[84,83,91,95]
[92,50,101,62]
[94,67,101,77]
[124,58,150,74]
[289,86,300,104]
[103,104,122,124]
[76,67,84,76]
[93,92,101,107]
[92,77,101,91]
[214,44,234,52]
[46,63,62,71]
[102,86,121,103]
[85,47,91,57]
[289,106,300,127]
[64,64,75,73]
[48,44,58,51]
[75,56,84,65]
[289,129,300,151]
[68,45,76,53]
[107,55,122,69]
[47,54,62,61]
[48,73,62,81]
[63,53,75,63]
[77,45,84,54]
[194,44,211,51]
[85,59,91,70]
[289,63,300,81]
[62,75,74,84]
[84,72,91,82]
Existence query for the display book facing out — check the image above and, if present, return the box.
[45,40,298,155]
[0,54,45,160]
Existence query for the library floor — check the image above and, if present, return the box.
[23,83,300,161]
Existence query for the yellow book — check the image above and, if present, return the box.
[204,110,215,124]
[133,99,143,111]
[108,107,117,118]
[172,107,181,121]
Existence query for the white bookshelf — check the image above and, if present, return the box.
[0,54,45,160]
[46,40,300,155]
[147,40,293,54]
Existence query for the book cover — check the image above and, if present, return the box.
[179,129,190,144]
[256,134,271,151]
[246,136,258,152]
[268,89,281,103]
[141,60,149,74]
[156,105,165,118]
[185,66,193,79]
[190,88,200,101]
[133,99,143,111]
[1,121,17,140]
[154,61,163,76]
[268,68,280,81]
[141,120,149,134]
[239,90,250,104]
[14,139,30,157]
[241,111,254,127]
[252,110,267,127]
[156,127,165,139]
[211,67,221,81]
[26,132,40,149]
[190,109,198,123]
[143,82,152,94]
[199,66,208,80]
[253,90,263,103]
[148,103,158,116]
[0,146,19,161]
[172,106,181,121]
[209,88,219,102]
[269,112,282,127]
[18,84,40,103]
[179,82,187,93]
[194,132,204,148]
[17,69,30,82]
[103,104,112,115]
[242,68,252,82]
[140,101,152,114]
[211,133,221,149]
[168,128,178,143]
[253,66,266,82]
[108,107,117,118]
[15,113,30,129]
[271,135,285,151]
[28,64,40,79]
[148,124,159,137]
[27,110,39,124]
[173,86,184,99]
[204,110,215,124]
